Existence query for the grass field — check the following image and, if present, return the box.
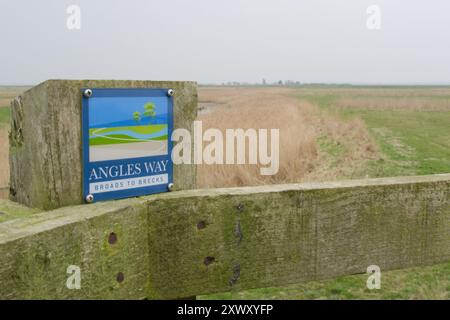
[197,86,450,187]
[0,91,15,190]
[0,107,10,126]
[295,87,450,177]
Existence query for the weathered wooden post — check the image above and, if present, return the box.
[9,80,197,210]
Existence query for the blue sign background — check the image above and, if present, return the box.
[82,88,173,203]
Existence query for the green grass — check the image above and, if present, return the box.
[317,135,346,169]
[358,110,450,177]
[297,90,450,177]
[0,107,10,127]
[200,261,450,300]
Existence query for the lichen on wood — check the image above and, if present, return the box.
[0,174,449,299]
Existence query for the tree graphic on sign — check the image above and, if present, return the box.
[133,111,141,123]
[133,102,156,124]
[143,102,156,118]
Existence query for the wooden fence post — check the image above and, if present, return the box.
[9,80,197,210]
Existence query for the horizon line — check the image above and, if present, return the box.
[2,82,450,87]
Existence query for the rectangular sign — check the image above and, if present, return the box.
[81,88,173,203]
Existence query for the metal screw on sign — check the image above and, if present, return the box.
[83,89,93,98]
[85,194,94,203]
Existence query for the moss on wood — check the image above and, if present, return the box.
[0,174,449,299]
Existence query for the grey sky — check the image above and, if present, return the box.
[1,0,449,85]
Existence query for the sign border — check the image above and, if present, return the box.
[81,88,174,203]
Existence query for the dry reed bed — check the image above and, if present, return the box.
[197,87,377,188]
[0,87,30,107]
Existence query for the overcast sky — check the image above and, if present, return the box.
[1,0,449,85]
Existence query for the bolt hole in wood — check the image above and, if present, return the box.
[116,272,125,283]
[108,232,118,245]
[203,256,215,266]
[197,221,207,230]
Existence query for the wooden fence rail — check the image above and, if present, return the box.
[0,174,449,299]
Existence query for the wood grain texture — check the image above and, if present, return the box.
[0,174,449,299]
[0,199,150,299]
[9,80,197,210]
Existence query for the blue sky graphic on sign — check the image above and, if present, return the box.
[82,88,173,203]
